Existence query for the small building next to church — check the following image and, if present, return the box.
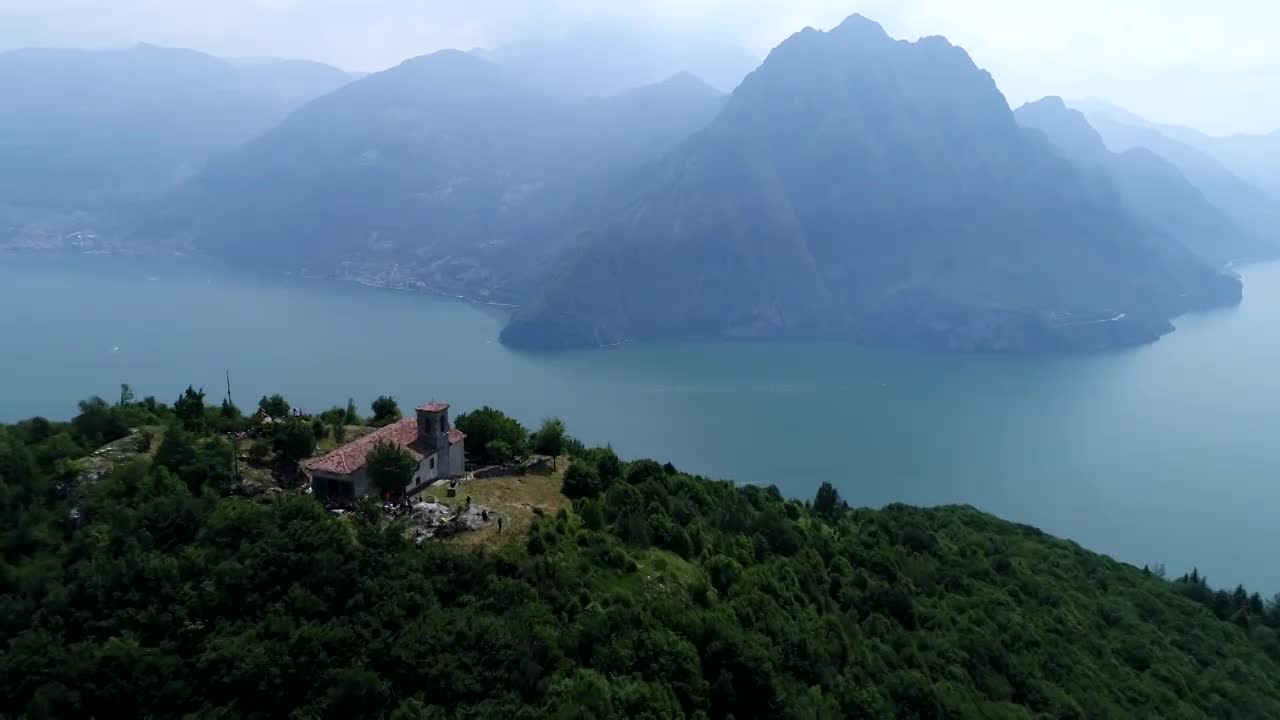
[302,402,465,499]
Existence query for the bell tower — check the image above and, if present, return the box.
[415,402,451,454]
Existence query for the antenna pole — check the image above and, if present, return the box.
[226,370,239,480]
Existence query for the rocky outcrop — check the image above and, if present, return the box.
[403,498,497,543]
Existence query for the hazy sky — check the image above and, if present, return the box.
[1,0,1275,135]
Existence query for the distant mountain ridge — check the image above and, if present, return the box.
[1071,99,1280,252]
[1175,131,1280,201]
[1015,97,1271,267]
[501,15,1241,353]
[473,23,759,97]
[0,43,351,232]
[1076,98,1280,201]
[136,51,726,301]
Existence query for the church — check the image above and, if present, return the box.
[302,402,465,499]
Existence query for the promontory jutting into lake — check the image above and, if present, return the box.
[5,6,1280,717]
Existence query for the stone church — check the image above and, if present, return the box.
[302,402,465,498]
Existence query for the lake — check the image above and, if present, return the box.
[3,252,1279,591]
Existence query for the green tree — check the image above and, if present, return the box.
[562,461,604,499]
[72,396,130,446]
[487,439,514,464]
[1267,594,1280,627]
[814,481,847,522]
[210,397,246,435]
[258,394,291,420]
[544,669,616,720]
[370,396,402,427]
[706,554,742,595]
[605,483,644,522]
[344,398,361,425]
[625,459,666,487]
[366,442,416,497]
[272,420,316,468]
[586,447,622,485]
[155,430,198,476]
[325,666,389,719]
[390,698,449,720]
[532,417,568,467]
[118,383,136,406]
[220,398,241,420]
[173,386,207,431]
[455,407,529,465]
[248,440,272,465]
[157,431,233,495]
[575,497,606,531]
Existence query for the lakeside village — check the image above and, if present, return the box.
[76,394,564,545]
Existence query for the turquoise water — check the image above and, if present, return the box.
[4,252,1280,590]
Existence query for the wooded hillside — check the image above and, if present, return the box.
[3,392,1280,718]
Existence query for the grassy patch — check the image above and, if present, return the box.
[138,425,166,455]
[589,548,702,599]
[638,549,700,589]
[421,468,567,548]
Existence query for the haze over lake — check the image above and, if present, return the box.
[4,253,1279,590]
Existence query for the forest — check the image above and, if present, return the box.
[4,388,1280,718]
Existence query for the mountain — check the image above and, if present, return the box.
[138,53,725,300]
[1163,128,1280,203]
[1076,98,1280,202]
[0,44,351,232]
[1070,97,1151,128]
[1200,133,1280,201]
[1014,97,1266,267]
[139,50,571,291]
[223,56,361,106]
[501,16,1240,353]
[573,72,727,179]
[493,73,728,300]
[1072,100,1280,254]
[474,23,759,97]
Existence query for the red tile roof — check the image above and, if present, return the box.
[448,428,466,445]
[302,418,425,475]
[417,402,450,413]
